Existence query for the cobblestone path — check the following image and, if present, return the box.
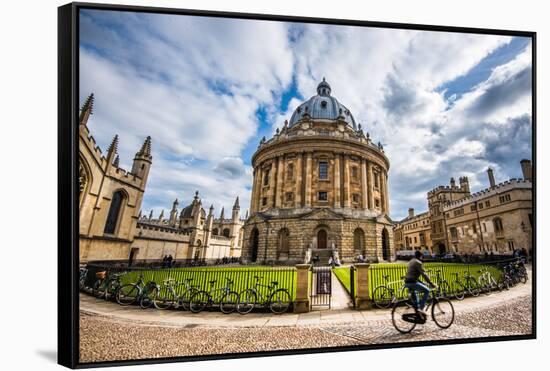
[80,295,532,363]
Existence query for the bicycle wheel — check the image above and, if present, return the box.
[237,289,257,314]
[179,288,198,311]
[220,291,240,314]
[431,297,454,329]
[92,280,105,298]
[373,286,393,309]
[104,280,120,301]
[519,270,528,284]
[189,291,210,313]
[139,284,157,309]
[391,299,417,334]
[465,277,480,297]
[453,282,465,300]
[116,284,140,306]
[269,289,291,314]
[438,281,451,298]
[154,287,176,310]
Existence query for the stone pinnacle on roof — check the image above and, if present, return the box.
[233,196,240,209]
[137,136,152,157]
[79,93,94,124]
[107,135,119,157]
[113,155,120,168]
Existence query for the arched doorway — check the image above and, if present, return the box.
[317,229,327,249]
[353,228,365,255]
[250,228,259,262]
[381,228,390,261]
[278,228,290,259]
[437,242,446,255]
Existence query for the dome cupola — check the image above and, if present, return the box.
[288,78,357,129]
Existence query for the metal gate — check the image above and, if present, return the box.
[310,266,332,309]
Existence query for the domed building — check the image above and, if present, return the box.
[242,79,395,264]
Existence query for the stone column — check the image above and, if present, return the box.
[295,153,302,207]
[251,166,260,213]
[275,156,284,208]
[361,158,368,209]
[268,161,276,208]
[294,264,311,313]
[333,153,341,207]
[384,170,387,214]
[343,154,351,208]
[383,171,390,214]
[304,152,313,207]
[354,263,373,309]
[367,161,374,209]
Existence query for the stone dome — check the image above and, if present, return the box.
[288,78,357,130]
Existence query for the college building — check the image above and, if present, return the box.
[394,160,533,255]
[78,94,244,264]
[242,79,395,264]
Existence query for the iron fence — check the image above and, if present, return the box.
[368,258,519,301]
[83,263,297,302]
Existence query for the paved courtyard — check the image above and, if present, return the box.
[79,271,533,363]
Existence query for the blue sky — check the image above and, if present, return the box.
[79,9,532,220]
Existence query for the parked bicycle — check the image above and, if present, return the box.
[478,267,500,294]
[450,271,480,300]
[92,270,126,300]
[153,278,199,310]
[115,273,158,307]
[372,274,409,309]
[189,278,240,314]
[428,269,451,298]
[79,267,88,290]
[237,275,292,314]
[392,284,455,334]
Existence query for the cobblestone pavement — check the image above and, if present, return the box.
[321,295,532,344]
[80,294,532,363]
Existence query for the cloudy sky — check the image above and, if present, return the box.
[79,9,532,221]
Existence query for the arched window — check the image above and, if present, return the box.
[212,228,219,236]
[450,227,458,241]
[353,228,364,254]
[223,228,230,237]
[278,228,290,257]
[493,217,504,236]
[286,163,294,181]
[104,190,126,234]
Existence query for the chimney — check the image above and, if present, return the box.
[408,208,414,218]
[450,177,456,188]
[520,159,532,181]
[459,176,470,193]
[487,168,496,188]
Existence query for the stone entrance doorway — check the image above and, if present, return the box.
[251,228,259,262]
[317,229,327,249]
[382,228,390,261]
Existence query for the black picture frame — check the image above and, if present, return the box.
[58,2,536,368]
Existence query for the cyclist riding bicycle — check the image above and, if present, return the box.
[404,250,437,316]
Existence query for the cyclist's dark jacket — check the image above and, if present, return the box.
[404,258,434,285]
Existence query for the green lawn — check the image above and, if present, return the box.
[332,262,503,300]
[333,267,353,294]
[113,266,297,300]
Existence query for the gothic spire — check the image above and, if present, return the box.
[137,136,152,157]
[233,196,240,210]
[159,209,164,220]
[220,207,225,220]
[148,209,153,220]
[172,198,179,210]
[79,93,94,125]
[107,135,119,159]
[113,155,120,168]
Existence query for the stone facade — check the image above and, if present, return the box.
[78,94,243,263]
[394,161,533,255]
[243,80,395,264]
[394,209,433,253]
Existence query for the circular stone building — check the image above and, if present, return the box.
[242,79,395,264]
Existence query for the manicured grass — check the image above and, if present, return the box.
[114,265,297,300]
[333,267,353,294]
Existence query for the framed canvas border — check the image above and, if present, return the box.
[57,2,537,368]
